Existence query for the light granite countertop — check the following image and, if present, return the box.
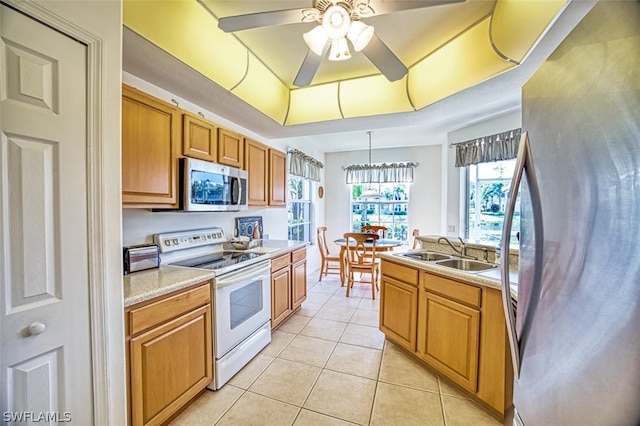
[124,239,308,308]
[379,250,518,300]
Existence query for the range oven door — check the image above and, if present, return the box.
[214,261,271,358]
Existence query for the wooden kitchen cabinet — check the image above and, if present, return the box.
[217,127,244,168]
[182,111,217,162]
[269,149,287,206]
[122,84,180,208]
[271,247,307,328]
[380,260,419,351]
[244,138,287,207]
[125,282,213,426]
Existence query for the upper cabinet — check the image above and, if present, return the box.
[122,84,180,208]
[182,111,217,162]
[245,138,287,207]
[217,128,244,168]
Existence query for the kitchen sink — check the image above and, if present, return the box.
[399,252,451,262]
[435,258,498,272]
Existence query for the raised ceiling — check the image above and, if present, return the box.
[122,0,592,151]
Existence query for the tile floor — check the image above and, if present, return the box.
[170,274,502,426]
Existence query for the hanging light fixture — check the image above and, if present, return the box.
[303,2,374,62]
[361,131,380,199]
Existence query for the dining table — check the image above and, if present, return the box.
[333,237,403,286]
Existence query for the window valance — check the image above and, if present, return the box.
[451,128,522,167]
[343,162,419,184]
[288,148,324,182]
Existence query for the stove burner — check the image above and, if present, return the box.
[169,251,264,271]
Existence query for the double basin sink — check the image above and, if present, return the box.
[395,251,498,273]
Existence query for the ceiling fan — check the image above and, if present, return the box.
[215,0,465,87]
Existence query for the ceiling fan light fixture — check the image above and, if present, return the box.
[329,37,351,61]
[322,5,351,39]
[303,25,328,56]
[347,21,374,51]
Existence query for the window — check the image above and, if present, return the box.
[287,176,311,241]
[466,159,520,245]
[350,183,410,242]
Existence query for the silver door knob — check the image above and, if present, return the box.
[28,322,46,336]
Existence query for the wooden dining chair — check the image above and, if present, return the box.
[360,225,387,238]
[412,229,420,249]
[343,232,380,299]
[316,226,341,282]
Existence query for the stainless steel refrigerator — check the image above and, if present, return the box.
[500,1,640,425]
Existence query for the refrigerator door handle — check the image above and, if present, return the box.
[501,131,544,379]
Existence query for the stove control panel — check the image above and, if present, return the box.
[154,227,226,253]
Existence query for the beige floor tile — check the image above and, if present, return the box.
[168,386,243,426]
[248,358,321,406]
[327,294,362,309]
[370,382,445,426]
[441,395,502,426]
[298,301,324,317]
[293,409,357,425]
[339,323,386,350]
[356,297,380,312]
[279,313,312,334]
[383,340,403,352]
[278,334,337,367]
[227,353,275,389]
[378,349,439,392]
[311,279,343,294]
[315,305,356,323]
[304,370,376,425]
[439,377,471,399]
[324,343,382,380]
[299,317,348,342]
[216,391,300,426]
[261,329,296,356]
[306,290,335,304]
[349,309,380,327]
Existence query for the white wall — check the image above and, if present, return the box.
[444,110,522,238]
[323,145,442,247]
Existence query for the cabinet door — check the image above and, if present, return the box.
[271,267,291,329]
[122,85,180,207]
[380,275,418,351]
[418,291,480,392]
[245,138,268,206]
[291,259,307,311]
[269,149,287,206]
[183,112,217,162]
[218,128,244,168]
[130,304,212,426]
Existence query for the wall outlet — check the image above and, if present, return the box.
[447,225,456,233]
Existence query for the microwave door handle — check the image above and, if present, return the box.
[231,177,240,205]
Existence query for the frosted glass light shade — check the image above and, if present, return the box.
[303,25,328,55]
[347,21,374,51]
[322,5,351,39]
[329,37,351,61]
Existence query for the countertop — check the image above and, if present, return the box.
[378,250,519,300]
[123,239,308,308]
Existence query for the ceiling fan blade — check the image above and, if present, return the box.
[217,8,307,32]
[293,47,327,87]
[370,0,466,16]
[361,34,408,82]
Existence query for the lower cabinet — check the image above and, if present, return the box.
[271,247,307,328]
[379,259,512,419]
[125,281,213,426]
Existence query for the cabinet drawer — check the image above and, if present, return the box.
[127,282,211,336]
[423,273,481,308]
[381,260,419,286]
[291,247,306,263]
[271,253,290,272]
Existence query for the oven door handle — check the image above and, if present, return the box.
[216,262,271,288]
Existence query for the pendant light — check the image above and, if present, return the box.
[361,131,379,199]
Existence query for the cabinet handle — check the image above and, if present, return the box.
[27,322,47,336]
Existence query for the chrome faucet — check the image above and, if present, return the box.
[437,236,467,257]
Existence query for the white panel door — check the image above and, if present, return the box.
[0,4,93,424]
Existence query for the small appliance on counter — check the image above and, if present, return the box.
[123,244,160,275]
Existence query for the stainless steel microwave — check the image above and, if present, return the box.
[181,157,248,212]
